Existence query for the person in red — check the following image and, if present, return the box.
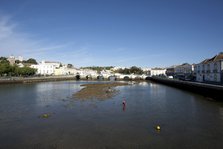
[122,99,126,111]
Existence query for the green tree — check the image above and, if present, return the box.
[114,66,143,75]
[129,66,143,75]
[67,64,73,68]
[0,57,9,64]
[25,58,37,64]
[17,67,37,76]
[0,63,10,76]
[81,66,114,72]
[0,60,37,76]
[123,68,130,74]
[15,60,21,64]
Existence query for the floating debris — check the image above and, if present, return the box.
[39,113,51,119]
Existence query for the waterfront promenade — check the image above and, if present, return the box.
[149,77,223,100]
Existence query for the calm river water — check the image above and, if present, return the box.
[0,81,223,149]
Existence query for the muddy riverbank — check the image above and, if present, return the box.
[73,82,129,100]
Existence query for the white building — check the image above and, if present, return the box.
[7,55,15,65]
[30,61,61,75]
[111,66,127,71]
[54,64,78,76]
[78,69,98,79]
[100,69,114,79]
[16,56,24,62]
[174,63,195,76]
[142,68,151,75]
[142,68,151,72]
[7,55,24,65]
[150,68,166,76]
[196,53,223,84]
[17,63,24,68]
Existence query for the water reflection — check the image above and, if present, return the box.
[34,81,82,107]
[122,100,126,111]
[0,81,223,149]
[149,82,167,98]
[138,81,149,86]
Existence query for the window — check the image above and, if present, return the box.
[213,62,218,73]
[214,74,217,82]
[207,64,210,73]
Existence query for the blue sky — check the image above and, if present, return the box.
[0,0,223,67]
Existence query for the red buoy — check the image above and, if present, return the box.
[122,100,126,105]
[122,99,126,111]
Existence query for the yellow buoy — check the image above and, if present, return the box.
[156,125,161,130]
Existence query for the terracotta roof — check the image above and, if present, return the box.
[213,53,223,61]
[205,56,216,64]
[200,59,209,64]
[200,53,223,64]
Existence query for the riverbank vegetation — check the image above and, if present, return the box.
[15,58,38,65]
[73,82,129,100]
[114,66,144,75]
[0,57,37,77]
[81,66,114,73]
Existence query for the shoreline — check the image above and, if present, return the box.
[2,76,223,101]
[0,76,145,85]
[149,77,223,101]
[0,76,77,84]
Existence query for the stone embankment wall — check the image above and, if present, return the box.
[0,76,76,84]
[149,77,223,100]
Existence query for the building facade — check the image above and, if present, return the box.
[7,55,24,65]
[30,61,61,75]
[142,68,151,76]
[174,63,194,76]
[196,53,223,84]
[150,68,166,76]
[165,66,176,77]
[7,55,16,65]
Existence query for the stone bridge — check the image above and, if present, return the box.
[75,70,150,80]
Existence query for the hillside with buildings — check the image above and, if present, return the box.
[1,52,223,84]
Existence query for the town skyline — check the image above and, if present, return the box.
[0,0,223,67]
[1,52,222,69]
[0,54,198,69]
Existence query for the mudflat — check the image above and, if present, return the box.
[73,82,129,100]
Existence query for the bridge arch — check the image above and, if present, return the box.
[123,76,130,80]
[97,76,104,80]
[145,77,150,80]
[76,74,80,80]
